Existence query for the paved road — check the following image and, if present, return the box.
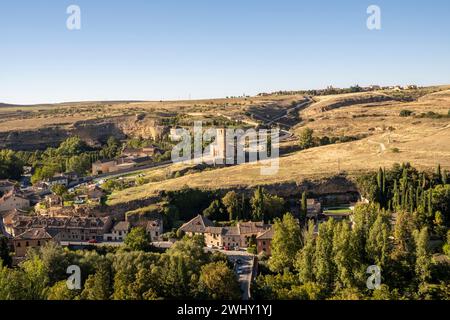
[249,98,313,128]
[227,252,255,300]
[266,98,313,126]
[206,249,255,300]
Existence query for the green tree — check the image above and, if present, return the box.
[366,212,392,267]
[112,251,159,300]
[442,170,448,185]
[20,255,49,299]
[443,230,450,257]
[300,192,308,222]
[352,203,379,260]
[47,280,79,300]
[263,193,285,221]
[203,199,226,221]
[0,236,12,267]
[333,221,362,290]
[51,184,68,197]
[251,186,265,221]
[268,213,302,273]
[298,128,315,150]
[295,220,316,283]
[431,184,450,226]
[198,261,241,300]
[124,227,151,251]
[81,263,113,300]
[37,242,70,285]
[0,149,24,180]
[314,219,337,293]
[222,191,239,221]
[392,210,416,275]
[57,137,88,156]
[414,227,432,284]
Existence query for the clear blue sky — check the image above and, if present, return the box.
[1,0,450,104]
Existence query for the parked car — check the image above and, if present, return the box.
[88,239,98,244]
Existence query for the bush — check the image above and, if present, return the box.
[247,245,257,255]
[443,244,450,257]
[399,110,413,117]
[391,148,400,153]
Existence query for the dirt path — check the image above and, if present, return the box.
[368,139,386,154]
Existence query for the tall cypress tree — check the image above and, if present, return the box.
[427,190,433,217]
[300,191,308,221]
[393,179,399,210]
[436,164,442,181]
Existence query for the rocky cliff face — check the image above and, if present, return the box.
[229,175,360,200]
[0,115,170,151]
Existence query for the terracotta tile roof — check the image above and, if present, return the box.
[179,215,214,233]
[222,226,240,236]
[0,179,17,188]
[113,221,130,231]
[0,189,28,205]
[256,227,274,240]
[8,215,110,231]
[145,220,161,232]
[14,228,52,240]
[204,226,223,234]
[237,221,268,235]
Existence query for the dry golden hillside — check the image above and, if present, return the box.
[108,88,450,205]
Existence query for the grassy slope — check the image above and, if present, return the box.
[108,88,450,205]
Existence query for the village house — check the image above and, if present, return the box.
[13,228,53,258]
[4,214,112,242]
[256,227,274,256]
[180,215,214,236]
[0,179,17,195]
[179,215,215,236]
[44,174,69,188]
[91,156,152,176]
[306,198,322,219]
[86,185,105,205]
[64,171,79,182]
[180,215,271,249]
[0,189,30,213]
[44,194,63,208]
[145,219,163,241]
[92,159,122,175]
[122,146,162,158]
[103,221,130,242]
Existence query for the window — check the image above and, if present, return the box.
[26,241,29,247]
[16,242,21,247]
[37,241,41,246]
